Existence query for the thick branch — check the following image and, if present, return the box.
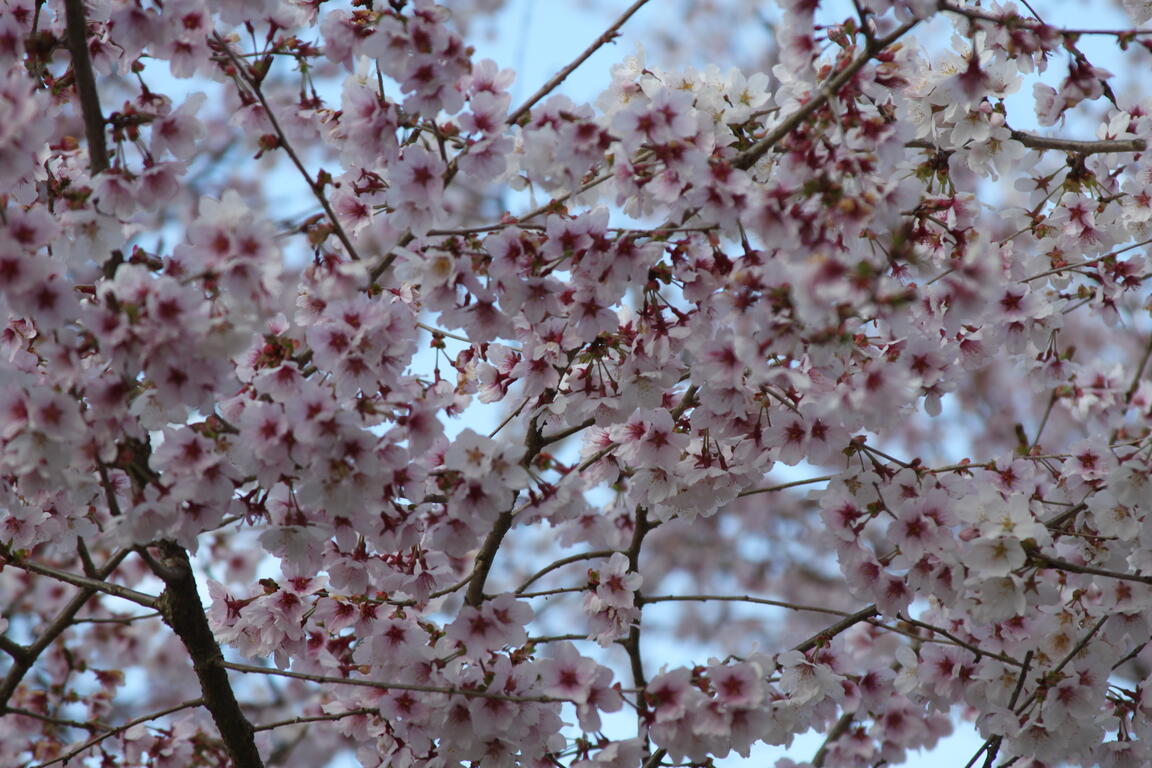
[153,545,264,768]
[63,0,108,174]
[464,506,515,606]
[1010,129,1143,154]
[0,635,27,661]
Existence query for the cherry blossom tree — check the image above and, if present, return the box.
[3,0,1152,766]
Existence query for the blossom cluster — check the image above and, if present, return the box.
[2,0,1152,767]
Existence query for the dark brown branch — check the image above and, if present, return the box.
[640,747,667,768]
[738,474,835,497]
[1123,333,1152,408]
[982,650,1033,768]
[938,1,1152,37]
[63,0,108,174]
[505,0,654,126]
[892,614,1023,666]
[0,635,27,661]
[153,545,264,768]
[1009,130,1143,155]
[792,605,879,654]
[464,506,515,606]
[968,617,1107,768]
[538,417,597,448]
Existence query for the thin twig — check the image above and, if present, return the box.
[505,0,654,126]
[894,615,1023,667]
[1022,237,1152,283]
[213,34,361,263]
[223,661,571,703]
[739,474,835,497]
[252,707,379,733]
[31,698,204,768]
[734,19,920,171]
[638,593,853,618]
[0,549,130,709]
[538,417,597,448]
[2,706,109,732]
[515,549,615,594]
[984,650,1034,768]
[0,552,156,609]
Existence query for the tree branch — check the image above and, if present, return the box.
[907,131,1146,156]
[623,506,652,748]
[638,593,854,617]
[63,0,108,174]
[505,0,654,126]
[515,549,615,594]
[0,550,157,609]
[0,549,130,710]
[734,18,920,172]
[153,544,264,768]
[812,711,854,768]
[792,605,879,654]
[1030,550,1152,585]
[252,707,379,733]
[464,505,516,607]
[31,698,203,768]
[212,34,361,263]
[738,474,835,497]
[223,661,570,703]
